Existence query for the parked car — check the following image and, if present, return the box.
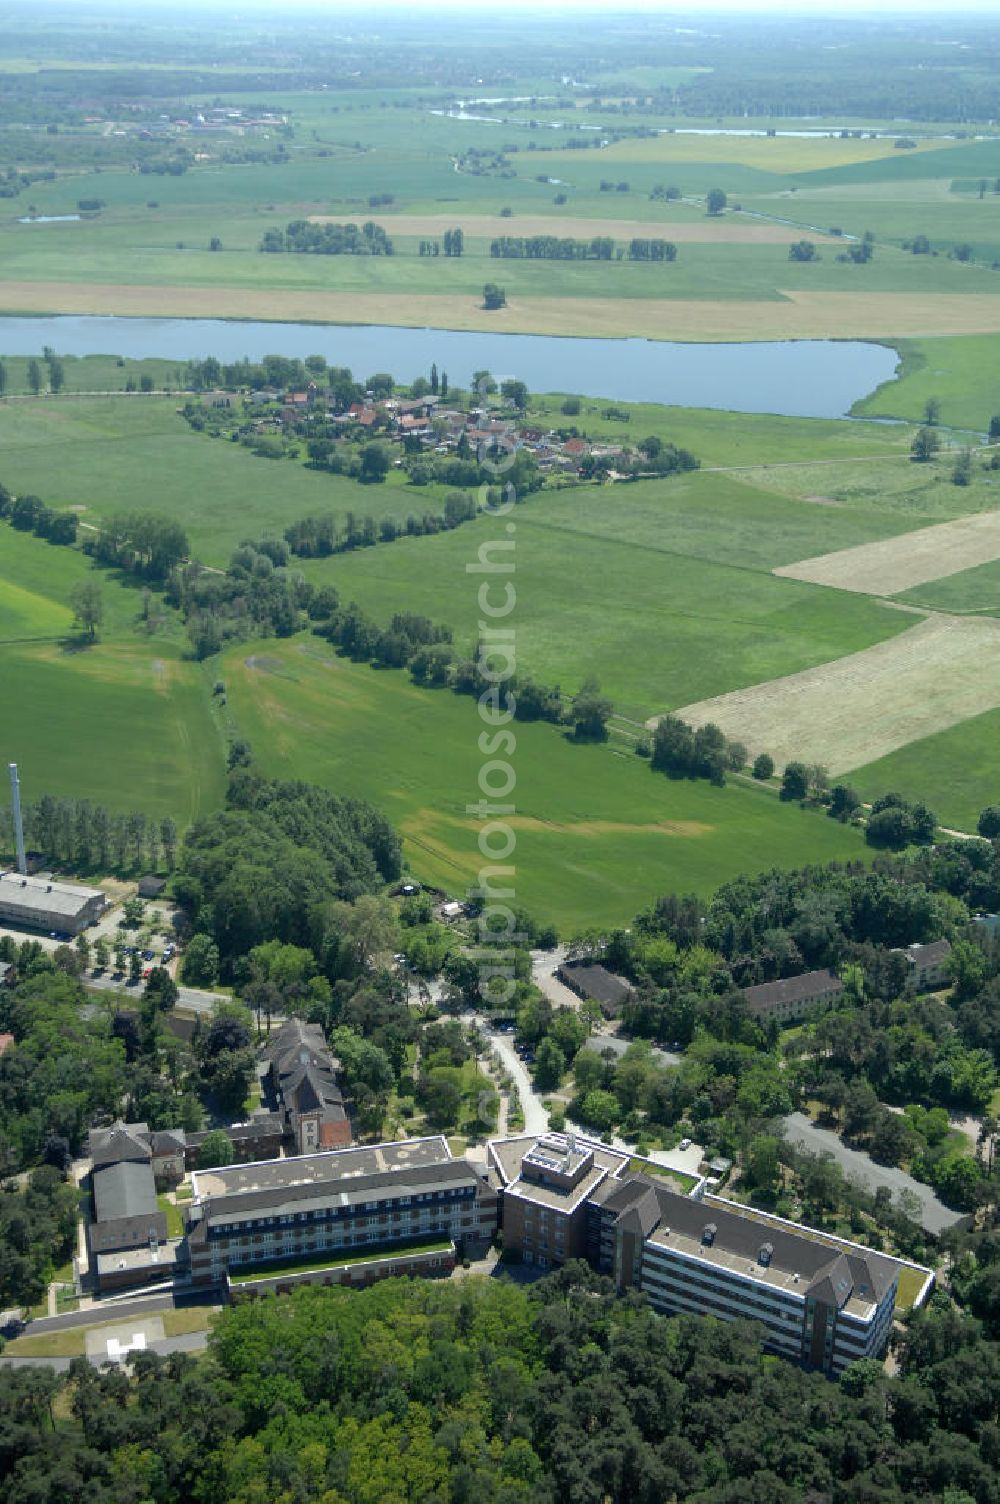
[678,1138,692,1151]
[142,949,155,961]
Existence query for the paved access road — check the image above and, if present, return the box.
[84,972,227,1014]
[782,1112,964,1235]
[475,1019,550,1136]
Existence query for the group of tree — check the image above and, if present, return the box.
[86,511,189,582]
[650,713,747,786]
[0,486,77,545]
[175,769,401,977]
[286,492,479,563]
[488,234,677,262]
[865,791,937,850]
[169,537,331,659]
[4,1258,998,1502]
[186,351,332,394]
[18,794,177,873]
[0,1163,78,1308]
[260,219,394,255]
[317,600,613,737]
[778,764,936,850]
[0,971,130,1174]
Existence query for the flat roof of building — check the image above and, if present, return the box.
[191,1134,453,1201]
[95,1242,181,1277]
[490,1132,629,1216]
[490,1133,629,1189]
[0,870,106,919]
[507,1161,611,1215]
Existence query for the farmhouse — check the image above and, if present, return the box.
[0,870,107,935]
[742,968,844,1024]
[556,960,632,1018]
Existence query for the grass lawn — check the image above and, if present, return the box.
[157,1194,185,1239]
[220,637,869,932]
[855,334,1000,431]
[897,555,1000,615]
[230,1237,453,1283]
[628,1158,698,1192]
[896,1263,934,1312]
[161,1307,218,1338]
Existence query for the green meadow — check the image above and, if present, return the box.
[856,334,1000,430]
[304,473,912,720]
[219,637,868,931]
[853,708,1000,834]
[0,397,447,566]
[4,209,1000,304]
[0,526,225,826]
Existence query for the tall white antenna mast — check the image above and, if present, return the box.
[8,764,27,875]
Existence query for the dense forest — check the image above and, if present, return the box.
[1,1267,999,1504]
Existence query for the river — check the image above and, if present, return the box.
[0,314,897,418]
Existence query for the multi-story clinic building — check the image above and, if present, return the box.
[490,1133,903,1377]
[186,1135,496,1291]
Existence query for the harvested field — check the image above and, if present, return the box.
[3,283,1000,341]
[775,509,1000,595]
[307,213,835,245]
[659,614,1000,774]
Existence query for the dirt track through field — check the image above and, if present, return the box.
[775,510,1000,595]
[3,282,1000,340]
[656,614,1000,774]
[307,213,834,245]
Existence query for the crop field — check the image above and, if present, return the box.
[0,528,225,824]
[774,508,1000,596]
[219,638,867,931]
[5,280,1000,344]
[669,613,1000,775]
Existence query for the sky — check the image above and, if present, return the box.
[46,0,1000,12]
